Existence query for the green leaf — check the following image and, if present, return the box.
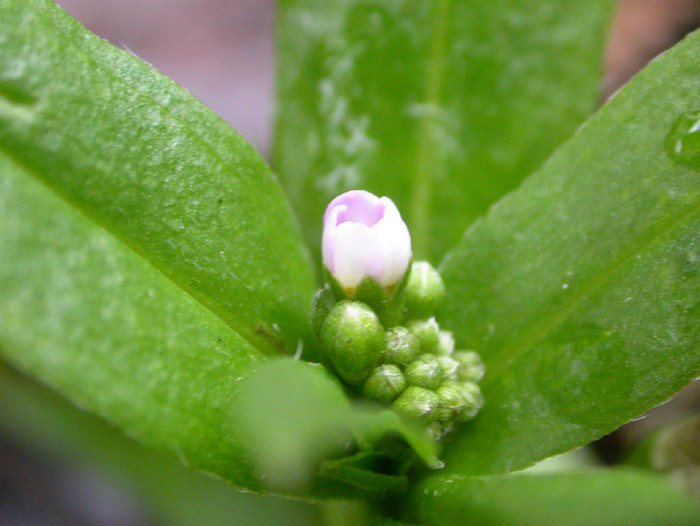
[406,470,700,526]
[0,362,324,526]
[1,150,408,500]
[319,501,422,526]
[439,29,700,476]
[0,0,316,355]
[0,155,432,499]
[232,359,439,496]
[0,151,263,489]
[273,0,614,261]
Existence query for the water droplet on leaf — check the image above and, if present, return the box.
[665,112,700,170]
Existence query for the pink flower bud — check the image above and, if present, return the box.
[322,190,411,291]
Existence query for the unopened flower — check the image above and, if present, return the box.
[404,261,445,319]
[320,301,384,386]
[322,190,411,292]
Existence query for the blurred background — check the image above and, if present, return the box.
[2,0,700,524]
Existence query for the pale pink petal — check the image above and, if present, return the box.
[331,221,381,289]
[322,191,411,290]
[324,190,383,226]
[370,213,412,286]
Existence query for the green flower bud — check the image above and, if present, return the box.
[437,355,459,380]
[403,261,445,320]
[407,318,440,353]
[310,287,333,337]
[320,301,383,386]
[404,354,443,390]
[453,350,485,382]
[363,364,406,404]
[458,382,484,421]
[383,327,420,366]
[393,386,440,423]
[435,331,455,356]
[435,381,468,422]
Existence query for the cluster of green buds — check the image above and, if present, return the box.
[312,190,484,440]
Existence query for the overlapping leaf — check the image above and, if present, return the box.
[439,28,700,476]
[0,0,439,499]
[0,151,263,489]
[407,471,700,525]
[274,0,614,261]
[0,0,316,356]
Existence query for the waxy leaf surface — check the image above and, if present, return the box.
[0,0,319,496]
[0,151,263,488]
[407,471,700,525]
[439,29,700,476]
[0,0,316,356]
[274,0,613,261]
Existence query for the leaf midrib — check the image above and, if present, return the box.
[410,0,451,258]
[483,189,700,387]
[0,146,264,360]
[0,6,274,355]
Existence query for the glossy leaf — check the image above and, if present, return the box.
[0,152,263,489]
[407,471,700,526]
[0,0,316,355]
[274,0,614,261]
[0,152,435,499]
[0,363,323,526]
[439,29,700,476]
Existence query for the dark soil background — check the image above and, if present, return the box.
[2,1,700,524]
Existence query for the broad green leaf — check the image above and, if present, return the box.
[438,29,700,476]
[0,152,263,489]
[320,500,421,526]
[0,0,316,355]
[406,471,700,526]
[0,153,432,500]
[0,362,323,526]
[274,0,614,261]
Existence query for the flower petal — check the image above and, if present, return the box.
[331,221,382,290]
[322,191,411,290]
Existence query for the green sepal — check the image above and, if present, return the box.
[436,356,459,381]
[407,319,441,354]
[435,331,455,356]
[355,263,412,327]
[435,382,470,423]
[393,386,441,425]
[453,351,486,383]
[404,354,444,390]
[454,381,485,422]
[363,364,407,404]
[355,276,399,327]
[383,327,421,367]
[322,264,412,327]
[324,267,350,302]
